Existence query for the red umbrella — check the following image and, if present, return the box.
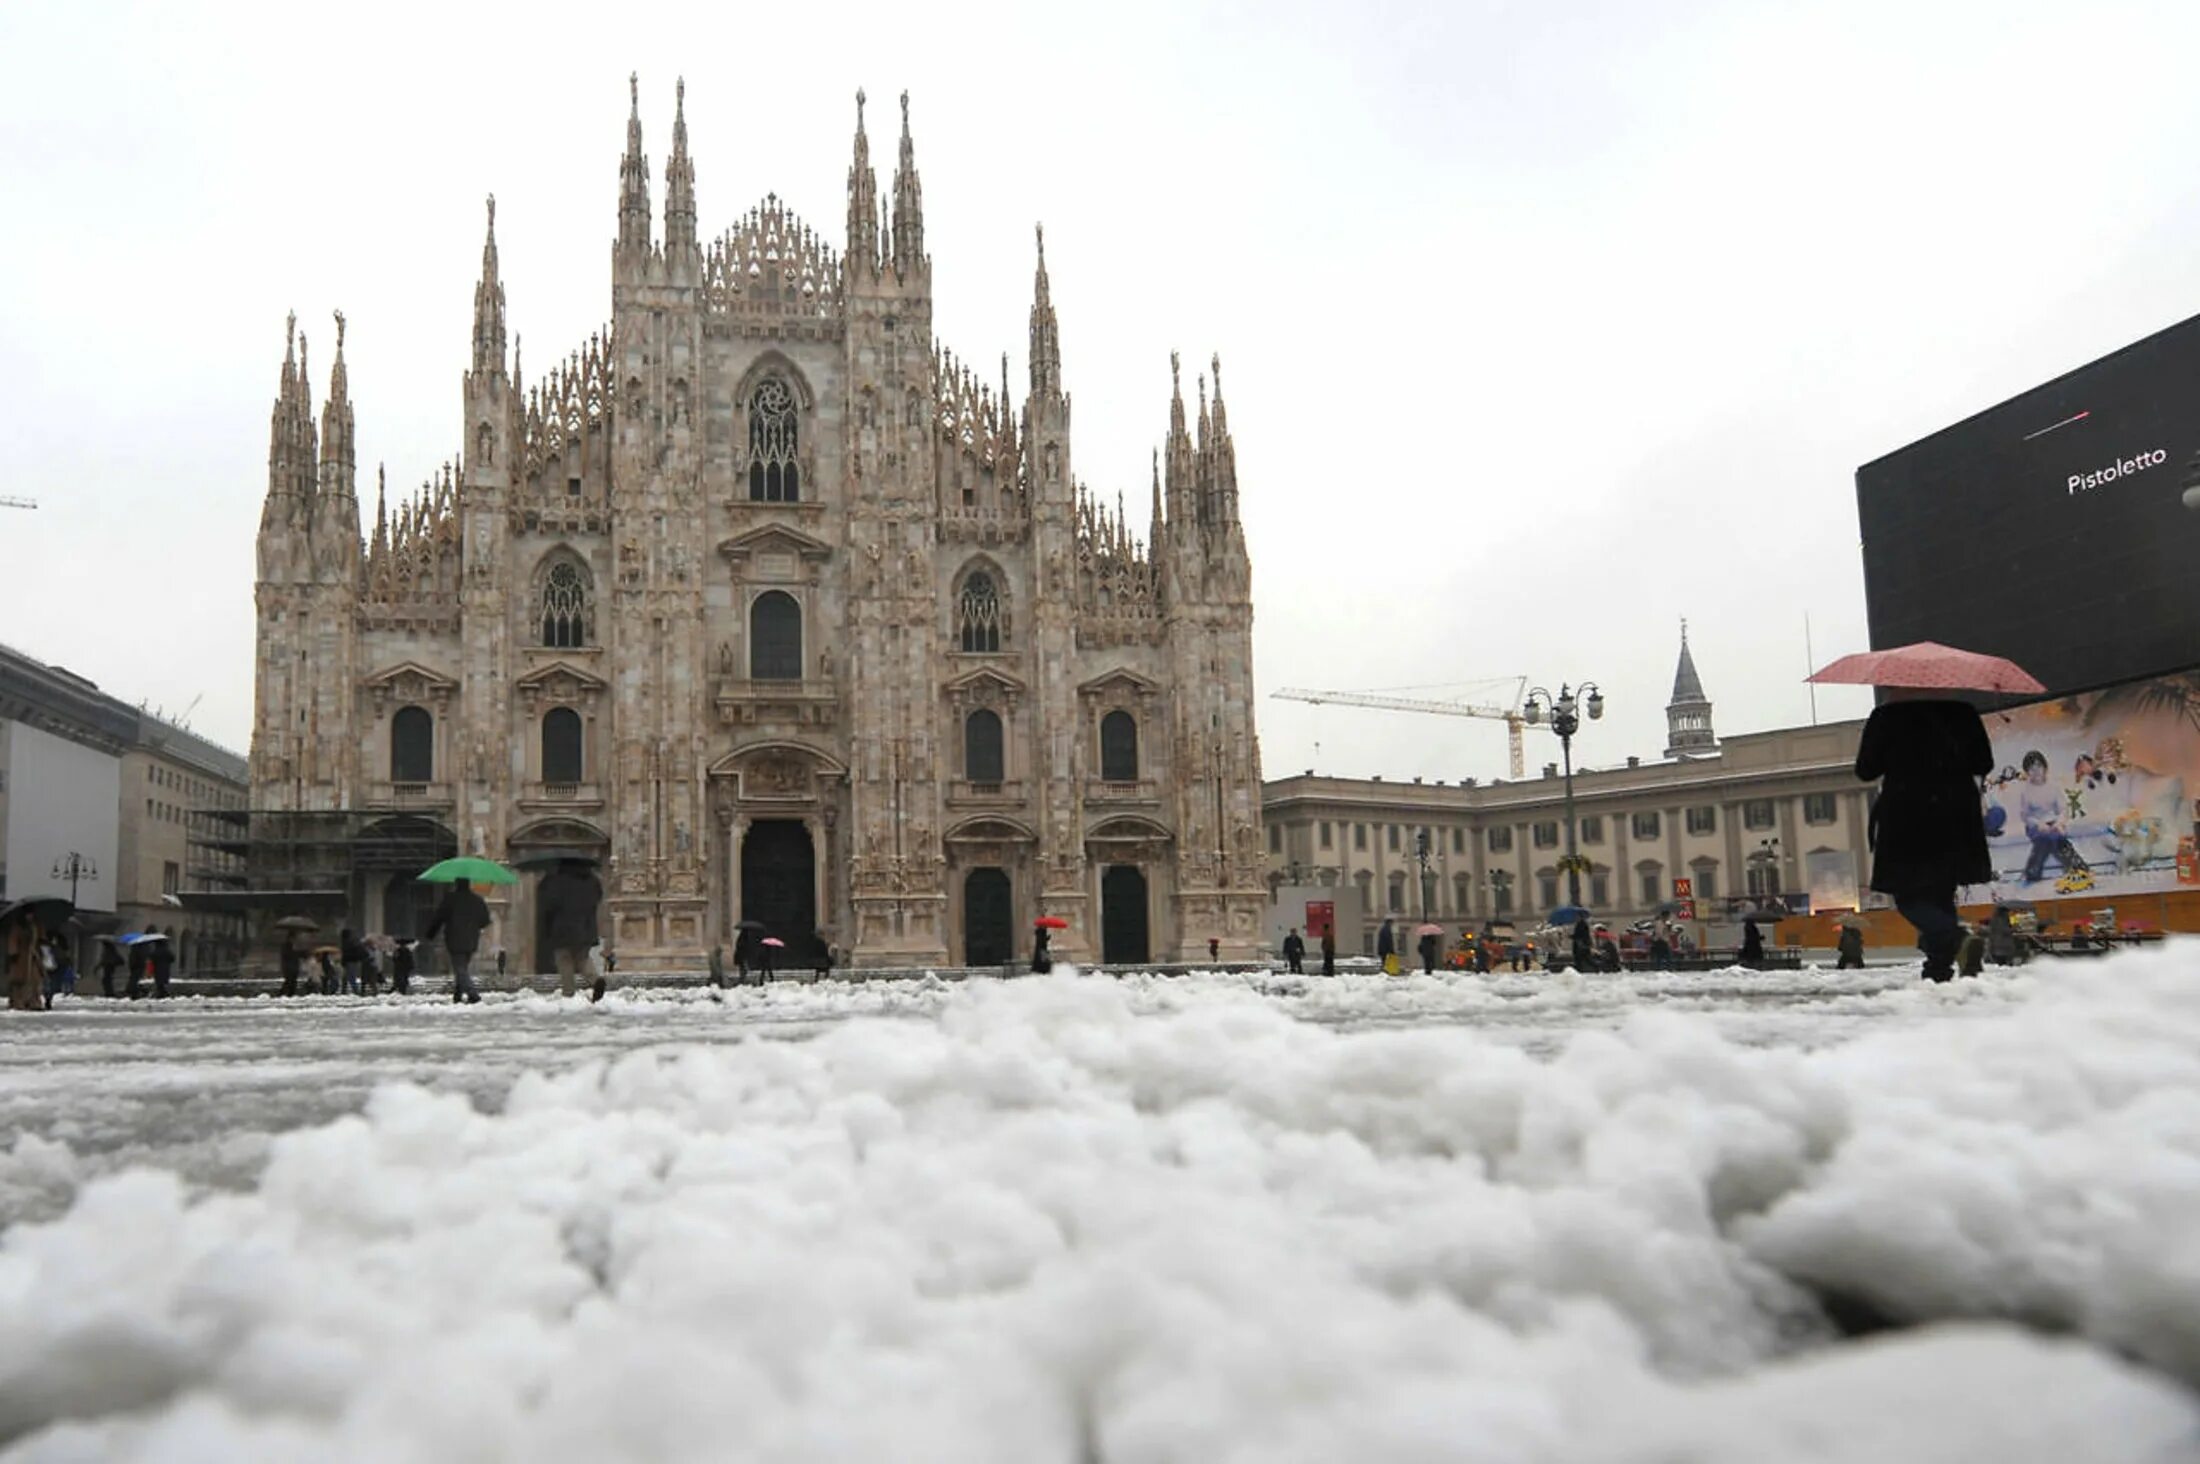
[1806,641,2045,694]
[760,937,785,948]
[1034,915,1070,930]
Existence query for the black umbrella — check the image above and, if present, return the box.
[736,919,767,932]
[0,896,74,931]
[274,915,321,932]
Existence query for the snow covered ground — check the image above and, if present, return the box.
[2,955,2197,1461]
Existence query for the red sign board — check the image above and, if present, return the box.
[1304,900,1335,939]
[1672,877,1695,920]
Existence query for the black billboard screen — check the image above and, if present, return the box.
[1856,312,2200,698]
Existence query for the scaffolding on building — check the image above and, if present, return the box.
[183,806,459,935]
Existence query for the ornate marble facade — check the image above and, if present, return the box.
[248,79,1266,969]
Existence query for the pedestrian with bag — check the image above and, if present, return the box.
[422,877,492,1004]
[537,859,606,1000]
[1281,927,1305,975]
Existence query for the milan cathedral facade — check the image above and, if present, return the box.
[249,79,1266,970]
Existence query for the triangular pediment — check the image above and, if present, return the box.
[716,523,835,562]
[363,660,458,692]
[1078,667,1162,700]
[515,659,608,694]
[944,665,1027,699]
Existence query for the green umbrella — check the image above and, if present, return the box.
[416,856,519,886]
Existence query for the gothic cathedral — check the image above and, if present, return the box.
[248,79,1267,970]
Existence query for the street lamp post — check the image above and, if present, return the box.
[1413,829,1433,922]
[51,852,97,907]
[1521,682,1604,911]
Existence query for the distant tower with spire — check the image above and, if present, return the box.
[1665,620,1718,758]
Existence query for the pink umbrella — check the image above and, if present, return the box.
[1806,641,2045,695]
[761,937,785,948]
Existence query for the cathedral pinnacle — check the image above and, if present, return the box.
[665,75,696,252]
[889,89,925,278]
[1028,222,1062,399]
[1664,619,1718,757]
[618,73,652,256]
[472,193,507,379]
[846,87,879,275]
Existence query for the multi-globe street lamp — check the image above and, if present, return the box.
[1521,683,1604,912]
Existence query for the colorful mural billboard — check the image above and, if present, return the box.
[1968,670,2200,903]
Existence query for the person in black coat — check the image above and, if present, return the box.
[1031,925,1052,974]
[1282,927,1305,974]
[1376,918,1396,969]
[339,927,367,996]
[96,941,124,998]
[1570,917,1594,973]
[1854,693,1993,983]
[390,939,415,995]
[278,933,305,997]
[1319,925,1336,977]
[422,878,491,1003]
[538,859,605,999]
[1417,929,1439,974]
[1739,917,1766,969]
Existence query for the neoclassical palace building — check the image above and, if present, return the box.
[248,79,1265,970]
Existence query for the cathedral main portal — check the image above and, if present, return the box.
[741,820,819,965]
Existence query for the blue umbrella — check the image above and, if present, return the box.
[117,932,169,945]
[1549,905,1593,927]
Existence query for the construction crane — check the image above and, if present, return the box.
[0,495,36,510]
[1272,679,1537,779]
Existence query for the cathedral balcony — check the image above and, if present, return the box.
[947,778,1028,808]
[1085,778,1161,807]
[362,781,456,811]
[713,678,840,728]
[517,781,606,814]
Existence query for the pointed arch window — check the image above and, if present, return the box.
[1099,710,1139,782]
[391,706,434,783]
[747,378,800,502]
[958,571,1003,653]
[542,708,583,784]
[540,559,592,648]
[750,591,802,680]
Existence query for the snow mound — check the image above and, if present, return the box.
[4,952,2199,1459]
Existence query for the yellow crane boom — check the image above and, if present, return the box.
[1271,682,1535,779]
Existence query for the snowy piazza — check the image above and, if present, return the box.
[15,7,2200,1462]
[4,958,2200,1461]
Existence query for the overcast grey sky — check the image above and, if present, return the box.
[5,0,2199,783]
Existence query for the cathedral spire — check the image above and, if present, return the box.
[846,88,879,276]
[1164,350,1196,527]
[1210,351,1238,526]
[1028,223,1061,399]
[1150,448,1165,540]
[618,72,652,257]
[263,312,313,530]
[664,76,696,254]
[889,89,925,279]
[472,195,507,380]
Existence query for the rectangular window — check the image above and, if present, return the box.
[1451,828,1463,855]
[1631,811,1661,840]
[1532,821,1559,849]
[1492,875,1514,915]
[1268,824,1281,853]
[1686,805,1716,835]
[1354,824,1367,851]
[1578,815,1603,844]
[1387,876,1405,913]
[1590,872,1610,906]
[1641,869,1662,904]
[162,861,180,897]
[1538,875,1559,910]
[1804,793,1838,825]
[1320,821,1333,849]
[1487,826,1513,853]
[1745,799,1777,830]
[1693,866,1717,900]
[1387,825,1400,852]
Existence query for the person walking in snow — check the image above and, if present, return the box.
[338,927,367,996]
[538,859,606,1000]
[1854,690,1994,984]
[1376,917,1397,975]
[1281,927,1305,975]
[390,938,415,995]
[422,877,491,1004]
[279,930,305,997]
[1319,924,1335,977]
[1985,906,2018,967]
[1030,925,1052,974]
[96,940,124,998]
[1836,923,1865,970]
[1570,917,1593,973]
[1417,927,1439,975]
[1739,917,1766,969]
[708,942,726,988]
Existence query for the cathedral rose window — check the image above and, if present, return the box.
[748,379,800,502]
